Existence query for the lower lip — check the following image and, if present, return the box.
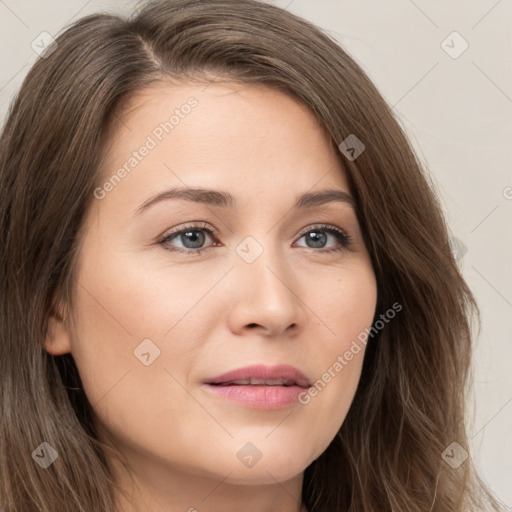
[202,384,307,410]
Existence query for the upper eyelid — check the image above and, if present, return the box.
[160,222,217,238]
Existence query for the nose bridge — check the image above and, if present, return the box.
[235,232,291,292]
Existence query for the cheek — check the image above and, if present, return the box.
[69,279,206,463]
[295,261,376,448]
[316,259,377,353]
[67,243,221,456]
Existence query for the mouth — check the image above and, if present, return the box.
[201,364,311,410]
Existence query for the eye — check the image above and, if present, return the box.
[157,222,218,255]
[294,224,353,253]
[157,222,353,254]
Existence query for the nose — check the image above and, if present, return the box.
[226,244,307,338]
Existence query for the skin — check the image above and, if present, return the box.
[45,81,377,512]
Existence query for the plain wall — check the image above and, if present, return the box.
[1,0,510,506]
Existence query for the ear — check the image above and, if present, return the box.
[44,300,72,356]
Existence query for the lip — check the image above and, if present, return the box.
[201,364,311,410]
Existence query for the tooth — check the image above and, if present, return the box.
[265,379,285,385]
[230,379,251,385]
[249,378,266,385]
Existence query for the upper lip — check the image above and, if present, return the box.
[203,364,311,388]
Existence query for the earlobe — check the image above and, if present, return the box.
[44,307,72,356]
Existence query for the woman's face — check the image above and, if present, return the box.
[46,81,377,493]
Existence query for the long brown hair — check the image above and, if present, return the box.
[0,0,504,510]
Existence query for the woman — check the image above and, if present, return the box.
[0,0,505,510]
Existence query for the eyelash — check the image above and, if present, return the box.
[157,222,353,255]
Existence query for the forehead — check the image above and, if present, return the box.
[105,80,338,160]
[96,81,352,215]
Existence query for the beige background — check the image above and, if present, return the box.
[1,0,510,505]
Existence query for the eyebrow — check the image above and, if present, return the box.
[133,187,356,217]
